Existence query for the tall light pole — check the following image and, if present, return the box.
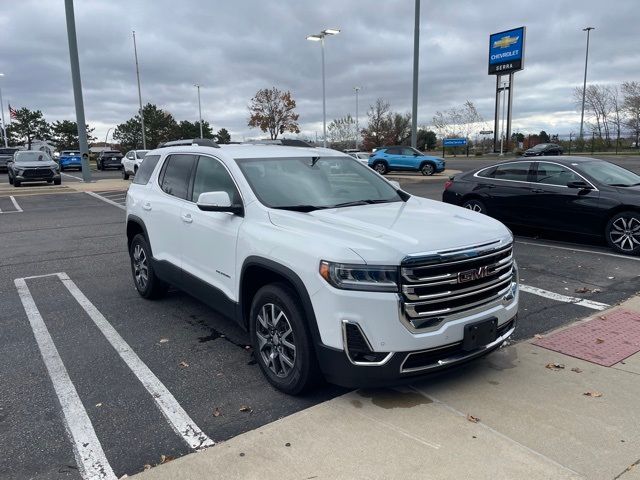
[411,0,420,148]
[354,86,360,150]
[64,0,92,182]
[0,73,7,147]
[132,30,146,149]
[104,127,112,149]
[194,84,203,138]
[307,28,340,148]
[579,27,595,140]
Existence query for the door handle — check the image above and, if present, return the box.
[142,202,152,211]
[181,213,193,224]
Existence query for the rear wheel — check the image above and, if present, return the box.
[420,163,435,176]
[373,161,388,175]
[250,283,320,395]
[606,212,640,255]
[462,198,487,214]
[129,234,169,298]
[122,169,130,180]
[96,161,102,170]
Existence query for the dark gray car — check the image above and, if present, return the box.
[0,147,19,171]
[8,150,61,187]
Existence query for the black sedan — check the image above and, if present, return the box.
[442,157,640,255]
[523,143,563,156]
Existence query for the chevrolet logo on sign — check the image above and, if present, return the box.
[493,35,519,49]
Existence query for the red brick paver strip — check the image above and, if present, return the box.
[532,310,640,367]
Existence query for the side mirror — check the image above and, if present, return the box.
[197,191,243,215]
[389,180,401,189]
[567,180,593,190]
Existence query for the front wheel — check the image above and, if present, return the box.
[13,180,21,187]
[420,163,435,176]
[122,169,130,180]
[129,234,169,298]
[373,162,388,175]
[462,198,487,214]
[606,212,640,255]
[53,178,61,185]
[8,175,13,185]
[96,161,102,170]
[250,283,320,395]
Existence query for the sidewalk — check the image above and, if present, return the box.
[133,296,640,480]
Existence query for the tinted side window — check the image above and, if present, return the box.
[477,166,497,178]
[159,154,197,199]
[400,147,415,156]
[385,148,401,155]
[132,154,161,185]
[535,162,581,186]
[191,156,241,204]
[493,163,531,182]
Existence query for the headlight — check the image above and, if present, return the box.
[319,261,398,292]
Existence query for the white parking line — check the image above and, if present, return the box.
[519,284,610,311]
[86,191,125,210]
[14,277,117,480]
[57,272,215,450]
[10,195,23,212]
[61,172,84,181]
[516,239,640,262]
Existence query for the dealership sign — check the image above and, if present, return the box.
[488,27,525,74]
[443,138,467,147]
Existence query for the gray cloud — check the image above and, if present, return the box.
[1,0,638,142]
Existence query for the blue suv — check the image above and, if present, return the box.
[58,150,82,171]
[368,146,445,176]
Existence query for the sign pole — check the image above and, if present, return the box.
[493,75,500,153]
[506,72,514,152]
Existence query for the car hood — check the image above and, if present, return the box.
[268,196,511,264]
[13,161,57,168]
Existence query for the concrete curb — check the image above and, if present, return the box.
[387,169,461,184]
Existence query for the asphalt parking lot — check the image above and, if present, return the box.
[1,155,639,479]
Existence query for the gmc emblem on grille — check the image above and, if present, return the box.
[457,266,489,283]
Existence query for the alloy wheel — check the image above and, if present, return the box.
[255,303,296,378]
[421,164,435,176]
[465,203,483,212]
[609,217,640,252]
[132,244,149,290]
[374,163,386,174]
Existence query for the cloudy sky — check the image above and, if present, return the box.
[1,0,638,143]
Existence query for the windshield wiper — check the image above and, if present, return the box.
[332,199,397,208]
[272,205,327,212]
[609,183,640,187]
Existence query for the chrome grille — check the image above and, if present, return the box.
[23,168,54,178]
[400,241,514,329]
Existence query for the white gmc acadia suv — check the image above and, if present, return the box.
[125,142,518,394]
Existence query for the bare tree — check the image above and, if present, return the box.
[608,85,624,144]
[432,100,484,140]
[361,98,391,149]
[247,87,300,139]
[385,112,412,145]
[622,81,640,147]
[574,84,613,141]
[327,114,356,150]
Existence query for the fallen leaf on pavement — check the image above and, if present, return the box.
[583,391,603,398]
[213,407,221,417]
[160,455,175,465]
[95,403,103,408]
[571,367,583,373]
[534,334,544,339]
[545,363,565,370]
[143,464,151,471]
[179,361,189,368]
[244,345,251,350]
[239,405,253,413]
[575,287,591,293]
[592,288,602,293]
[595,338,604,344]
[159,338,169,343]
[599,316,607,320]
[466,414,480,423]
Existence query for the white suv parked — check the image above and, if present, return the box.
[125,143,518,394]
[121,149,149,180]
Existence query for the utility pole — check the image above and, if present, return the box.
[354,86,360,150]
[410,0,420,148]
[0,75,7,148]
[64,0,92,182]
[132,30,146,149]
[579,27,595,140]
[195,84,203,138]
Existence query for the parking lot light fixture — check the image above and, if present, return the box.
[579,27,595,141]
[307,28,340,148]
[194,84,203,138]
[0,73,7,148]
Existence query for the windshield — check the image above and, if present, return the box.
[236,156,402,210]
[579,161,640,187]
[531,144,549,150]
[14,151,52,162]
[136,150,149,159]
[62,151,80,156]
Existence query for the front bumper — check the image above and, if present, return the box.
[15,173,61,182]
[317,316,516,388]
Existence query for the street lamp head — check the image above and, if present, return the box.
[583,27,595,31]
[306,34,322,42]
[322,28,340,36]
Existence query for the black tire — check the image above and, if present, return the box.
[129,234,169,299]
[122,169,130,180]
[60,165,65,172]
[605,211,640,255]
[420,162,435,176]
[134,166,138,176]
[462,198,487,214]
[118,165,123,170]
[14,180,21,187]
[96,161,101,170]
[8,175,13,185]
[54,178,61,186]
[249,283,320,395]
[373,161,388,175]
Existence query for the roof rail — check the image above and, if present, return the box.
[243,139,314,147]
[157,138,220,148]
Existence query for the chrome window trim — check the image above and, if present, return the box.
[341,320,394,366]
